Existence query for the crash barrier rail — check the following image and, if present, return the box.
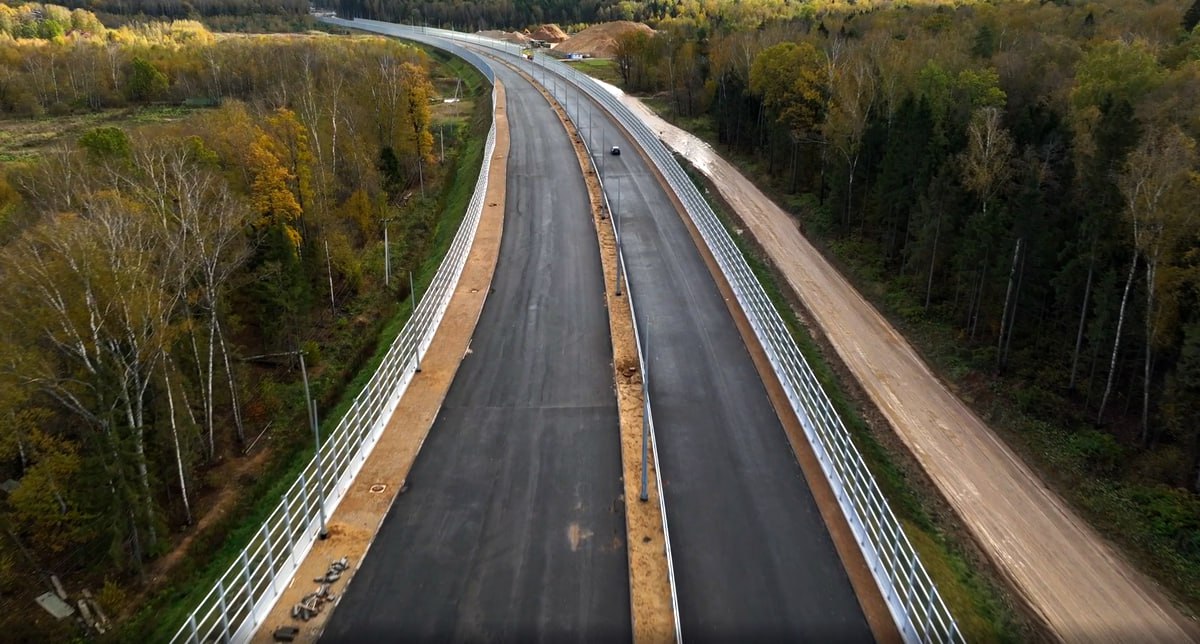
[360,21,962,643]
[170,43,497,643]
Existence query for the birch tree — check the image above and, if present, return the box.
[1100,125,1199,436]
[0,198,172,567]
[824,45,877,230]
[960,106,1014,340]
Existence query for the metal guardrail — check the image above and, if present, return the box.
[171,45,498,643]
[378,23,963,643]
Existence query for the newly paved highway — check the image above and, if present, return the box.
[543,64,873,640]
[321,52,630,641]
[319,19,871,641]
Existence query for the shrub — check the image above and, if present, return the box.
[1068,429,1125,478]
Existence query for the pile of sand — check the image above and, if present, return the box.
[556,21,654,58]
[527,23,568,43]
[476,29,530,45]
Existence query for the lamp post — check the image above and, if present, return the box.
[640,323,650,502]
[613,175,622,297]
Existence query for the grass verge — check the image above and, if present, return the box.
[564,58,623,86]
[679,161,1026,642]
[118,59,491,643]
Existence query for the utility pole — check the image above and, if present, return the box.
[298,351,328,539]
[382,218,394,287]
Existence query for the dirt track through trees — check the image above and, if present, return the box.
[608,86,1198,641]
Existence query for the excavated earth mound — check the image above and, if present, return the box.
[477,29,530,45]
[556,21,653,58]
[527,23,568,43]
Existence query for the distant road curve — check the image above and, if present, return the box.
[326,17,875,641]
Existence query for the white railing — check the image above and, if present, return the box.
[361,22,962,644]
[170,51,498,644]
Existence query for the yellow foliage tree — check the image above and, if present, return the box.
[247,133,302,251]
[266,108,315,216]
[339,188,377,242]
[400,62,435,165]
[749,41,827,137]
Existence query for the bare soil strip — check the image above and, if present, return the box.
[615,90,1200,641]
[250,80,510,644]
[501,57,675,643]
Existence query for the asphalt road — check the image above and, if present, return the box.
[544,67,873,641]
[321,49,631,642]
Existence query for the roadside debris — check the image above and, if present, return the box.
[290,557,351,622]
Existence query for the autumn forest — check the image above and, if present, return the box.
[0,4,487,638]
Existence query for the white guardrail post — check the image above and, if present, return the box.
[350,20,964,644]
[170,39,498,643]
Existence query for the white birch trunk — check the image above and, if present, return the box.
[1098,251,1138,424]
[163,365,193,525]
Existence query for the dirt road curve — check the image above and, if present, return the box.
[606,85,1198,642]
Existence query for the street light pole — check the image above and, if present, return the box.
[614,176,622,297]
[640,323,650,502]
[298,351,328,539]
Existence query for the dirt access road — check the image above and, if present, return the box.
[608,85,1197,641]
